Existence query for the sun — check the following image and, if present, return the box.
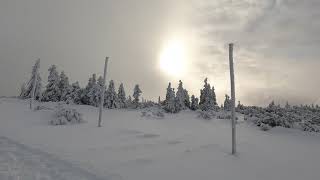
[159,39,186,76]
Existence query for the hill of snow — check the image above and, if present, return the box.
[0,97,320,180]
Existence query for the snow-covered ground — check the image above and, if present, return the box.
[0,136,107,180]
[1,97,320,180]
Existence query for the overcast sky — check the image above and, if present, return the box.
[0,0,319,106]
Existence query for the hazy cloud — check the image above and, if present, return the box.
[0,0,319,106]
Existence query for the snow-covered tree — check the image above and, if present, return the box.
[81,74,96,105]
[212,86,217,105]
[117,83,127,108]
[158,96,161,105]
[20,60,42,100]
[105,80,118,108]
[175,80,189,111]
[199,78,215,111]
[164,83,176,113]
[285,101,291,109]
[132,84,142,108]
[65,82,82,104]
[126,95,133,108]
[183,89,190,108]
[190,95,199,110]
[223,94,231,111]
[42,65,60,102]
[58,71,70,101]
[268,100,276,109]
[88,76,103,107]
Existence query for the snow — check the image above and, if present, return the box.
[0,136,109,180]
[1,97,320,180]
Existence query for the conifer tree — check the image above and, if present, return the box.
[132,84,142,108]
[58,71,70,101]
[105,80,118,108]
[224,94,231,111]
[117,83,127,108]
[88,76,103,107]
[42,65,60,102]
[65,81,81,104]
[176,80,185,111]
[285,101,291,109]
[126,95,133,108]
[164,82,176,113]
[158,96,161,105]
[183,89,190,108]
[199,78,215,111]
[20,60,42,100]
[81,74,96,105]
[212,86,217,105]
[190,95,199,110]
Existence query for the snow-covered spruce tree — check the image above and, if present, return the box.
[223,94,231,111]
[190,95,199,110]
[183,89,190,108]
[117,83,127,108]
[105,80,118,109]
[87,76,103,107]
[176,80,186,111]
[285,101,291,109]
[199,78,215,111]
[42,65,60,102]
[126,95,133,108]
[132,84,142,108]
[58,71,71,101]
[81,74,97,105]
[65,82,81,104]
[164,82,176,113]
[212,86,217,106]
[20,60,42,100]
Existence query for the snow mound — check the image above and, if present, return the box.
[51,103,84,125]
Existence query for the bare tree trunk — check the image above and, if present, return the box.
[229,44,236,155]
[30,59,40,110]
[98,57,109,127]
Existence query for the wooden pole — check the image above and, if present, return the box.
[229,43,236,155]
[30,59,40,110]
[98,57,109,127]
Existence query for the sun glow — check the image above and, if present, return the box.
[159,39,187,76]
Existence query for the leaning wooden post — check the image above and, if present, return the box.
[30,59,40,110]
[229,43,236,155]
[98,57,109,127]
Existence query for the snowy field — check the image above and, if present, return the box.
[1,97,320,180]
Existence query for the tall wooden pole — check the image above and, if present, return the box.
[98,57,109,127]
[229,43,236,155]
[30,59,40,110]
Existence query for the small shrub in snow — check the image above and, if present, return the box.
[259,123,271,131]
[197,110,215,120]
[34,105,52,111]
[239,102,320,132]
[51,104,84,125]
[299,121,320,132]
[141,108,165,119]
[216,111,239,121]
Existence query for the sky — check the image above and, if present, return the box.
[0,0,319,106]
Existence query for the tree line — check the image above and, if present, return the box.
[20,61,227,112]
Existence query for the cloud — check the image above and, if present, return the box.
[190,0,320,105]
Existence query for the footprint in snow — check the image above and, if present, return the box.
[136,133,160,139]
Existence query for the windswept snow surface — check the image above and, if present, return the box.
[0,136,107,180]
[1,98,320,180]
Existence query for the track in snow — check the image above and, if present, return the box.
[0,136,113,180]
